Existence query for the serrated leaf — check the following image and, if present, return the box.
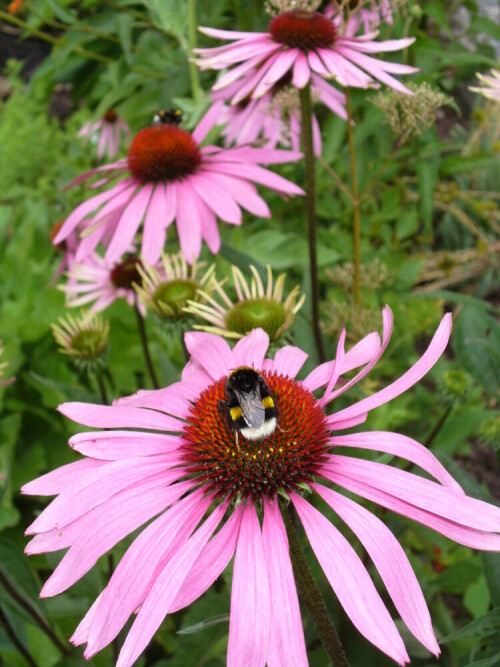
[441,607,500,642]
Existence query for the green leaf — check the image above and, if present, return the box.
[466,651,500,667]
[441,155,500,175]
[453,306,500,400]
[142,0,188,48]
[422,3,452,36]
[219,242,267,279]
[416,159,438,237]
[464,577,490,618]
[441,607,500,642]
[412,291,494,310]
[482,553,500,607]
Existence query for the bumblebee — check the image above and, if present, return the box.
[219,367,278,443]
[153,108,183,126]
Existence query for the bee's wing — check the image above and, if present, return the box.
[236,388,265,428]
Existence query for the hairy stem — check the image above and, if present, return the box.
[299,84,326,364]
[282,504,349,667]
[134,301,160,389]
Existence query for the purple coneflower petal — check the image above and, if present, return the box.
[21,459,106,496]
[116,502,227,667]
[329,313,452,425]
[330,431,463,492]
[85,488,211,656]
[292,52,311,88]
[263,498,308,667]
[58,402,185,431]
[228,502,270,667]
[171,502,244,612]
[184,331,233,380]
[232,328,270,369]
[105,185,153,263]
[69,430,181,460]
[291,493,409,666]
[313,483,440,656]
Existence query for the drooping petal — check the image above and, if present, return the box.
[116,502,227,667]
[58,402,185,432]
[325,456,500,531]
[329,313,452,425]
[174,181,202,264]
[262,498,308,667]
[321,468,500,551]
[228,502,270,667]
[170,503,244,613]
[105,185,153,262]
[291,493,409,666]
[85,489,211,656]
[21,459,106,496]
[313,483,439,656]
[330,431,463,492]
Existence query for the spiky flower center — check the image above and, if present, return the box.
[103,109,118,123]
[183,371,330,500]
[110,257,142,290]
[152,279,199,316]
[71,330,106,358]
[269,10,336,50]
[225,298,287,340]
[128,126,201,183]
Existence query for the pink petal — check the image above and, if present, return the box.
[228,502,270,667]
[174,181,202,263]
[54,188,123,244]
[26,456,182,535]
[198,27,269,40]
[116,502,227,667]
[184,331,233,380]
[105,185,153,263]
[313,483,439,656]
[321,468,500,551]
[58,402,185,431]
[21,459,105,496]
[71,593,103,646]
[262,498,308,667]
[327,455,500,531]
[335,46,414,93]
[212,54,272,91]
[330,431,463,492]
[271,346,308,378]
[170,503,244,613]
[302,330,381,392]
[39,479,193,596]
[142,185,169,263]
[291,493,409,665]
[206,162,304,196]
[190,173,242,224]
[329,313,452,425]
[339,36,416,54]
[85,489,211,656]
[197,170,270,218]
[292,52,311,88]
[254,49,299,98]
[68,431,179,460]
[231,328,270,370]
[192,99,225,144]
[111,385,191,419]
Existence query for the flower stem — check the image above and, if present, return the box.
[188,0,202,103]
[0,606,38,667]
[282,503,349,667]
[345,89,361,312]
[299,84,326,364]
[0,571,71,658]
[134,301,160,389]
[95,371,109,405]
[424,403,454,448]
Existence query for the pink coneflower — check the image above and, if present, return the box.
[54,117,303,265]
[23,308,500,666]
[60,252,147,313]
[198,68,346,154]
[78,110,130,160]
[194,7,417,102]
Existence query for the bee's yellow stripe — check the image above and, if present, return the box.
[230,406,242,421]
[262,396,274,409]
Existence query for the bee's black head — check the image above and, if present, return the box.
[153,109,183,126]
[226,367,261,393]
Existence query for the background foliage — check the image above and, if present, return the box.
[0,0,499,665]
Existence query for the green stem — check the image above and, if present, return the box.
[187,0,201,103]
[345,89,361,313]
[134,302,160,389]
[299,84,326,364]
[95,371,109,405]
[0,571,71,658]
[424,403,454,448]
[0,607,38,667]
[282,504,349,667]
